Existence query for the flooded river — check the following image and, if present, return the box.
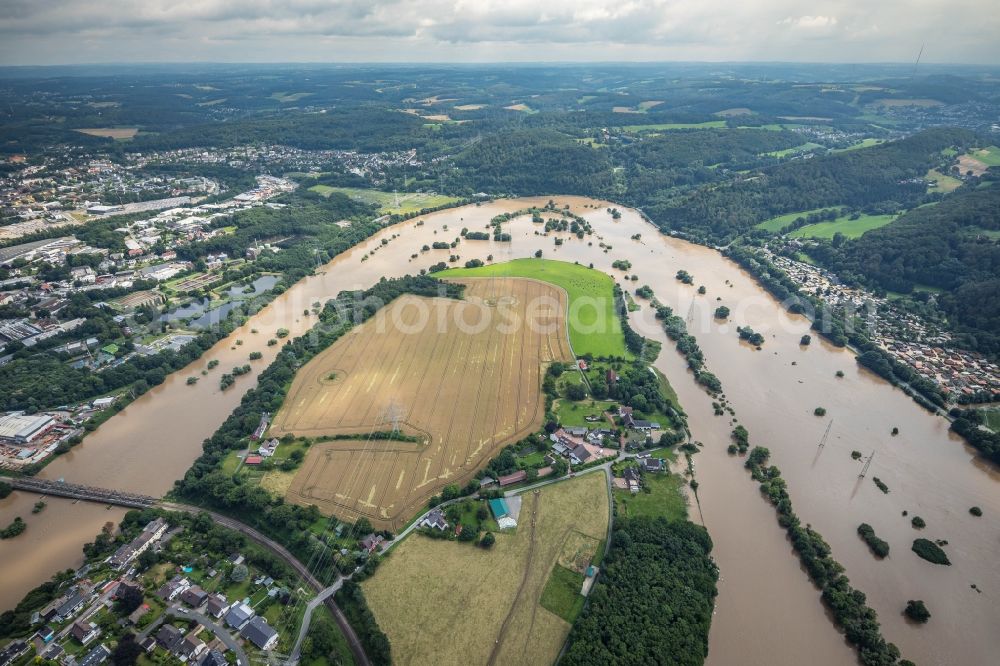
[2,197,996,665]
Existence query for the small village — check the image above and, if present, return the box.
[768,248,1000,400]
[0,511,360,666]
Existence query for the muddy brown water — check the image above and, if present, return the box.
[2,197,996,665]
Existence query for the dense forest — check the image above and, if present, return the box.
[440,129,615,197]
[561,517,718,666]
[642,128,975,243]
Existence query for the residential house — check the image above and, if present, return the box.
[41,644,64,662]
[0,641,28,666]
[155,576,190,602]
[223,602,254,630]
[78,644,111,666]
[34,625,55,643]
[70,621,100,646]
[205,594,230,619]
[156,625,184,652]
[568,444,592,465]
[564,427,588,438]
[359,534,384,554]
[619,406,634,428]
[240,616,278,651]
[54,591,87,621]
[197,650,228,666]
[258,438,279,457]
[179,635,207,661]
[139,637,156,653]
[623,468,641,494]
[418,509,448,531]
[180,586,208,608]
[642,457,666,473]
[108,517,168,570]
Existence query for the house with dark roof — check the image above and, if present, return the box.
[34,625,55,643]
[223,602,254,630]
[139,637,156,653]
[568,444,592,465]
[79,643,111,666]
[41,643,63,662]
[179,635,207,661]
[70,621,100,646]
[418,509,449,531]
[197,650,228,666]
[205,594,230,619]
[54,591,87,621]
[180,586,208,608]
[623,467,641,494]
[156,624,184,652]
[240,616,278,650]
[0,641,29,666]
[155,576,190,602]
[642,457,666,472]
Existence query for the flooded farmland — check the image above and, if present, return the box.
[2,197,997,666]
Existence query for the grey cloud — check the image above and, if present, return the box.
[0,0,997,64]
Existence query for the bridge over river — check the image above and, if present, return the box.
[3,476,158,508]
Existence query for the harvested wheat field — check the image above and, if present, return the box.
[274,278,574,529]
[363,472,610,666]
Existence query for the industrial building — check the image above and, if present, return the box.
[0,412,55,444]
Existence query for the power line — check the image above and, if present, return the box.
[859,450,875,479]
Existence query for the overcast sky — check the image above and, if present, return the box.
[1,0,998,66]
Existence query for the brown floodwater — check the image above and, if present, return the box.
[1,197,996,666]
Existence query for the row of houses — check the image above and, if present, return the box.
[107,517,168,570]
[155,575,279,651]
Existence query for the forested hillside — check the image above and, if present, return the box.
[440,129,616,197]
[643,128,976,243]
[807,186,1000,353]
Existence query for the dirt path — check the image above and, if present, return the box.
[486,490,540,666]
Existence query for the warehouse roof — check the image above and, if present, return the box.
[0,412,54,441]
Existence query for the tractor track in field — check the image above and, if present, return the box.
[487,490,541,666]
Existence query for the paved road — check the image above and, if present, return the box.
[287,580,345,663]
[159,502,370,666]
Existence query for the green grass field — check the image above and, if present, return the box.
[755,208,832,232]
[539,565,586,622]
[553,398,616,427]
[444,259,628,358]
[926,168,962,193]
[622,120,726,132]
[764,142,825,157]
[972,146,1000,167]
[613,472,687,522]
[832,138,885,153]
[981,409,1000,432]
[308,185,459,215]
[788,213,897,239]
